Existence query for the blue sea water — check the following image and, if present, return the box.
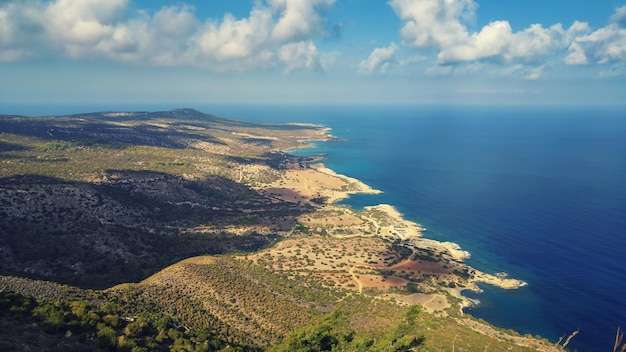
[204,104,626,352]
[5,103,626,351]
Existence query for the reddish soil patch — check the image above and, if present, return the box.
[391,260,450,274]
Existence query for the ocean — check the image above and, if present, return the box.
[5,103,626,351]
[205,104,626,352]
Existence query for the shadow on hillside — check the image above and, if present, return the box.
[0,141,27,152]
[226,152,326,170]
[0,170,315,289]
[0,141,29,160]
[0,115,226,150]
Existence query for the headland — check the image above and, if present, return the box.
[244,126,527,314]
[0,109,552,351]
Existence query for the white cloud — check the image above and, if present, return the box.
[358,43,399,74]
[507,24,565,62]
[278,40,334,72]
[3,0,625,80]
[0,0,337,72]
[567,6,626,66]
[387,0,626,79]
[390,0,475,49]
[565,42,588,65]
[152,5,198,38]
[0,1,45,61]
[561,6,626,78]
[0,6,13,45]
[435,20,512,64]
[41,0,126,57]
[390,0,586,66]
[85,5,201,66]
[523,64,547,80]
[269,0,335,42]
[611,6,626,27]
[191,8,274,63]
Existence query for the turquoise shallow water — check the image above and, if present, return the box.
[7,104,626,351]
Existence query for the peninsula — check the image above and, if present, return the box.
[0,109,560,351]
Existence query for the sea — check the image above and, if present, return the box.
[4,103,626,351]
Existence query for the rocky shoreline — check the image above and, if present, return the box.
[260,127,527,313]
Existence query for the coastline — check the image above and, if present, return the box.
[3,107,620,351]
[250,126,527,314]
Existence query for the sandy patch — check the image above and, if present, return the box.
[387,293,450,313]
[258,163,380,205]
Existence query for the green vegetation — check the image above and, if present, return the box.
[0,254,557,352]
[0,110,561,351]
[0,290,252,351]
[0,169,310,288]
[0,173,288,288]
[270,304,424,352]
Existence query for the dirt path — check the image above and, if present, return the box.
[349,266,363,293]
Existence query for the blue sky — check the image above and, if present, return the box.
[1,0,625,108]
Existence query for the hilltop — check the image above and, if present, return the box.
[0,109,565,351]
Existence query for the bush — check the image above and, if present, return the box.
[96,325,118,349]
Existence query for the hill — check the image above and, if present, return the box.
[0,109,324,287]
[0,109,569,351]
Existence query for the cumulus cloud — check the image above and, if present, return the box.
[278,40,334,72]
[611,6,626,27]
[390,0,476,49]
[269,0,335,42]
[43,0,126,47]
[0,1,46,61]
[389,0,589,68]
[565,42,588,65]
[566,6,626,67]
[386,0,626,78]
[0,0,337,72]
[189,8,275,69]
[358,43,399,74]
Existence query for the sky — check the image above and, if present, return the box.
[1,0,625,108]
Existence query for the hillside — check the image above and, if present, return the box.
[0,109,324,287]
[1,255,560,351]
[0,109,568,351]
